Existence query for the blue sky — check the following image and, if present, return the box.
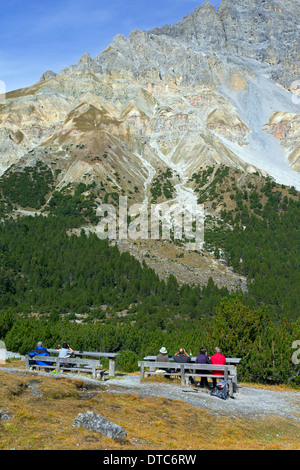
[1,0,221,92]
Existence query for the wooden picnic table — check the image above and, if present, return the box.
[48,349,120,376]
[138,361,238,397]
[143,355,241,390]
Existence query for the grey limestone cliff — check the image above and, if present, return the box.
[62,0,299,89]
[1,0,299,191]
[149,0,299,88]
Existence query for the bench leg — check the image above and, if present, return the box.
[109,359,115,377]
[140,364,145,381]
[233,375,238,393]
[229,380,234,398]
[180,365,185,386]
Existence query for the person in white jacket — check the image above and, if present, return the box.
[58,342,74,358]
[58,342,75,367]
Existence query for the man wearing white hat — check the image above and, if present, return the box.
[156,346,170,363]
[155,347,173,376]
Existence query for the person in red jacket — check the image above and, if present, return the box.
[210,347,226,389]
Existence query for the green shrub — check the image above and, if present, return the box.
[117,350,140,373]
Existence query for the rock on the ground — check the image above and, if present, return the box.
[73,411,127,439]
[0,409,12,421]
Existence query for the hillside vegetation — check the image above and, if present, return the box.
[0,163,299,385]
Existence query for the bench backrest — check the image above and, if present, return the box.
[138,361,186,370]
[26,355,101,366]
[138,361,236,375]
[143,356,241,364]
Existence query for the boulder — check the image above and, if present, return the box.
[73,411,127,440]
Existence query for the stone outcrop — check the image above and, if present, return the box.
[73,411,127,440]
[263,112,300,171]
[150,0,299,89]
[40,70,57,82]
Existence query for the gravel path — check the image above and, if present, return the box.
[104,375,300,422]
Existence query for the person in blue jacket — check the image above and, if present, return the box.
[28,341,52,366]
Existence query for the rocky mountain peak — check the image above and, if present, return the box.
[0,0,299,194]
[149,0,299,87]
[149,1,222,48]
[40,70,57,82]
[78,52,93,65]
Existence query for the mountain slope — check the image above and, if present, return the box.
[0,0,299,297]
[0,0,299,195]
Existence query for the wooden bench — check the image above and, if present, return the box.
[138,361,237,398]
[25,355,106,380]
[48,349,120,377]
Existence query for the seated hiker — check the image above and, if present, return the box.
[28,341,52,367]
[58,342,74,358]
[156,346,170,363]
[58,342,75,367]
[196,347,211,388]
[210,347,226,389]
[155,347,172,374]
[173,348,191,363]
[173,348,195,383]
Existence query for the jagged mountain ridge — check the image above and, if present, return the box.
[0,0,299,199]
[150,0,299,88]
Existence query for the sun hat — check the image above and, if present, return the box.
[159,347,168,354]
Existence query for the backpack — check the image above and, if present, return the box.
[210,379,229,400]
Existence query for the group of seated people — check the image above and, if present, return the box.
[156,346,226,388]
[28,341,74,368]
